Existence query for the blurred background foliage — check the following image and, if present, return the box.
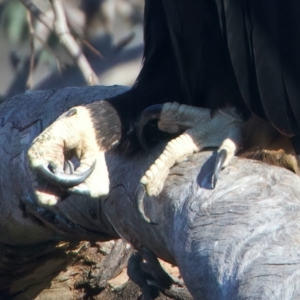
[0,0,28,43]
[0,0,144,101]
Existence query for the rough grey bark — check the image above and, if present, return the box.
[1,86,300,299]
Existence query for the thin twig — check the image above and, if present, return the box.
[21,0,99,86]
[26,10,35,89]
[82,39,103,58]
[115,32,135,51]
[49,0,99,85]
[31,33,62,73]
[21,0,103,59]
[20,0,53,30]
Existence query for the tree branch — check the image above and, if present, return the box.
[49,0,99,85]
[1,86,300,299]
[20,0,99,86]
[20,0,54,30]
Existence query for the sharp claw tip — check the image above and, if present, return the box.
[135,184,158,225]
[37,160,96,188]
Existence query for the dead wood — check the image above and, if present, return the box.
[1,86,300,299]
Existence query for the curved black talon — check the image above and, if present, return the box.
[212,149,228,188]
[36,160,96,188]
[198,149,228,190]
[63,160,75,175]
[135,184,158,225]
[136,104,163,151]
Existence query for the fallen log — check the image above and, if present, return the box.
[1,86,300,299]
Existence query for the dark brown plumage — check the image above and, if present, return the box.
[106,0,300,149]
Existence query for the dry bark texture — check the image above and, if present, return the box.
[1,86,300,299]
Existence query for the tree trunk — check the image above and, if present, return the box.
[1,86,300,299]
